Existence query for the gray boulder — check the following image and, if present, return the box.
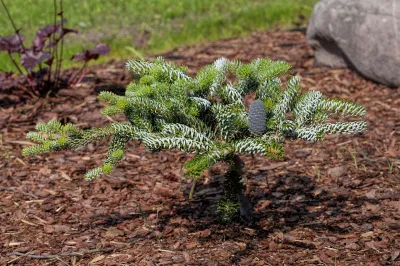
[307,0,400,87]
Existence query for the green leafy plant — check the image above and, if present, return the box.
[22,57,366,221]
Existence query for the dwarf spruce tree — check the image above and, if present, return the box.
[23,57,366,221]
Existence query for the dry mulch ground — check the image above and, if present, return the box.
[1,30,399,265]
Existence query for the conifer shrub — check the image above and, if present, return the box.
[22,57,367,221]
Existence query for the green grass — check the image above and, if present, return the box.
[0,0,317,72]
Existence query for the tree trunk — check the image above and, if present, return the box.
[218,154,251,221]
[223,154,244,202]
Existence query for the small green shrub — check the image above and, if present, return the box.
[23,57,366,221]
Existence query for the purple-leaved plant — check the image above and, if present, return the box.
[0,0,110,96]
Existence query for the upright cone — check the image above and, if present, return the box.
[249,99,266,135]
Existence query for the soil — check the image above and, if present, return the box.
[1,30,399,265]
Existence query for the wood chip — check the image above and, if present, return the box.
[89,255,105,264]
[259,162,289,171]
[20,219,38,227]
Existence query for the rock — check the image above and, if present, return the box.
[307,0,400,87]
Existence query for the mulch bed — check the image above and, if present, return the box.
[1,30,399,265]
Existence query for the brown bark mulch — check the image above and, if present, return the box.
[1,30,399,265]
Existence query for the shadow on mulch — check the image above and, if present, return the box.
[175,174,351,234]
[84,173,355,237]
